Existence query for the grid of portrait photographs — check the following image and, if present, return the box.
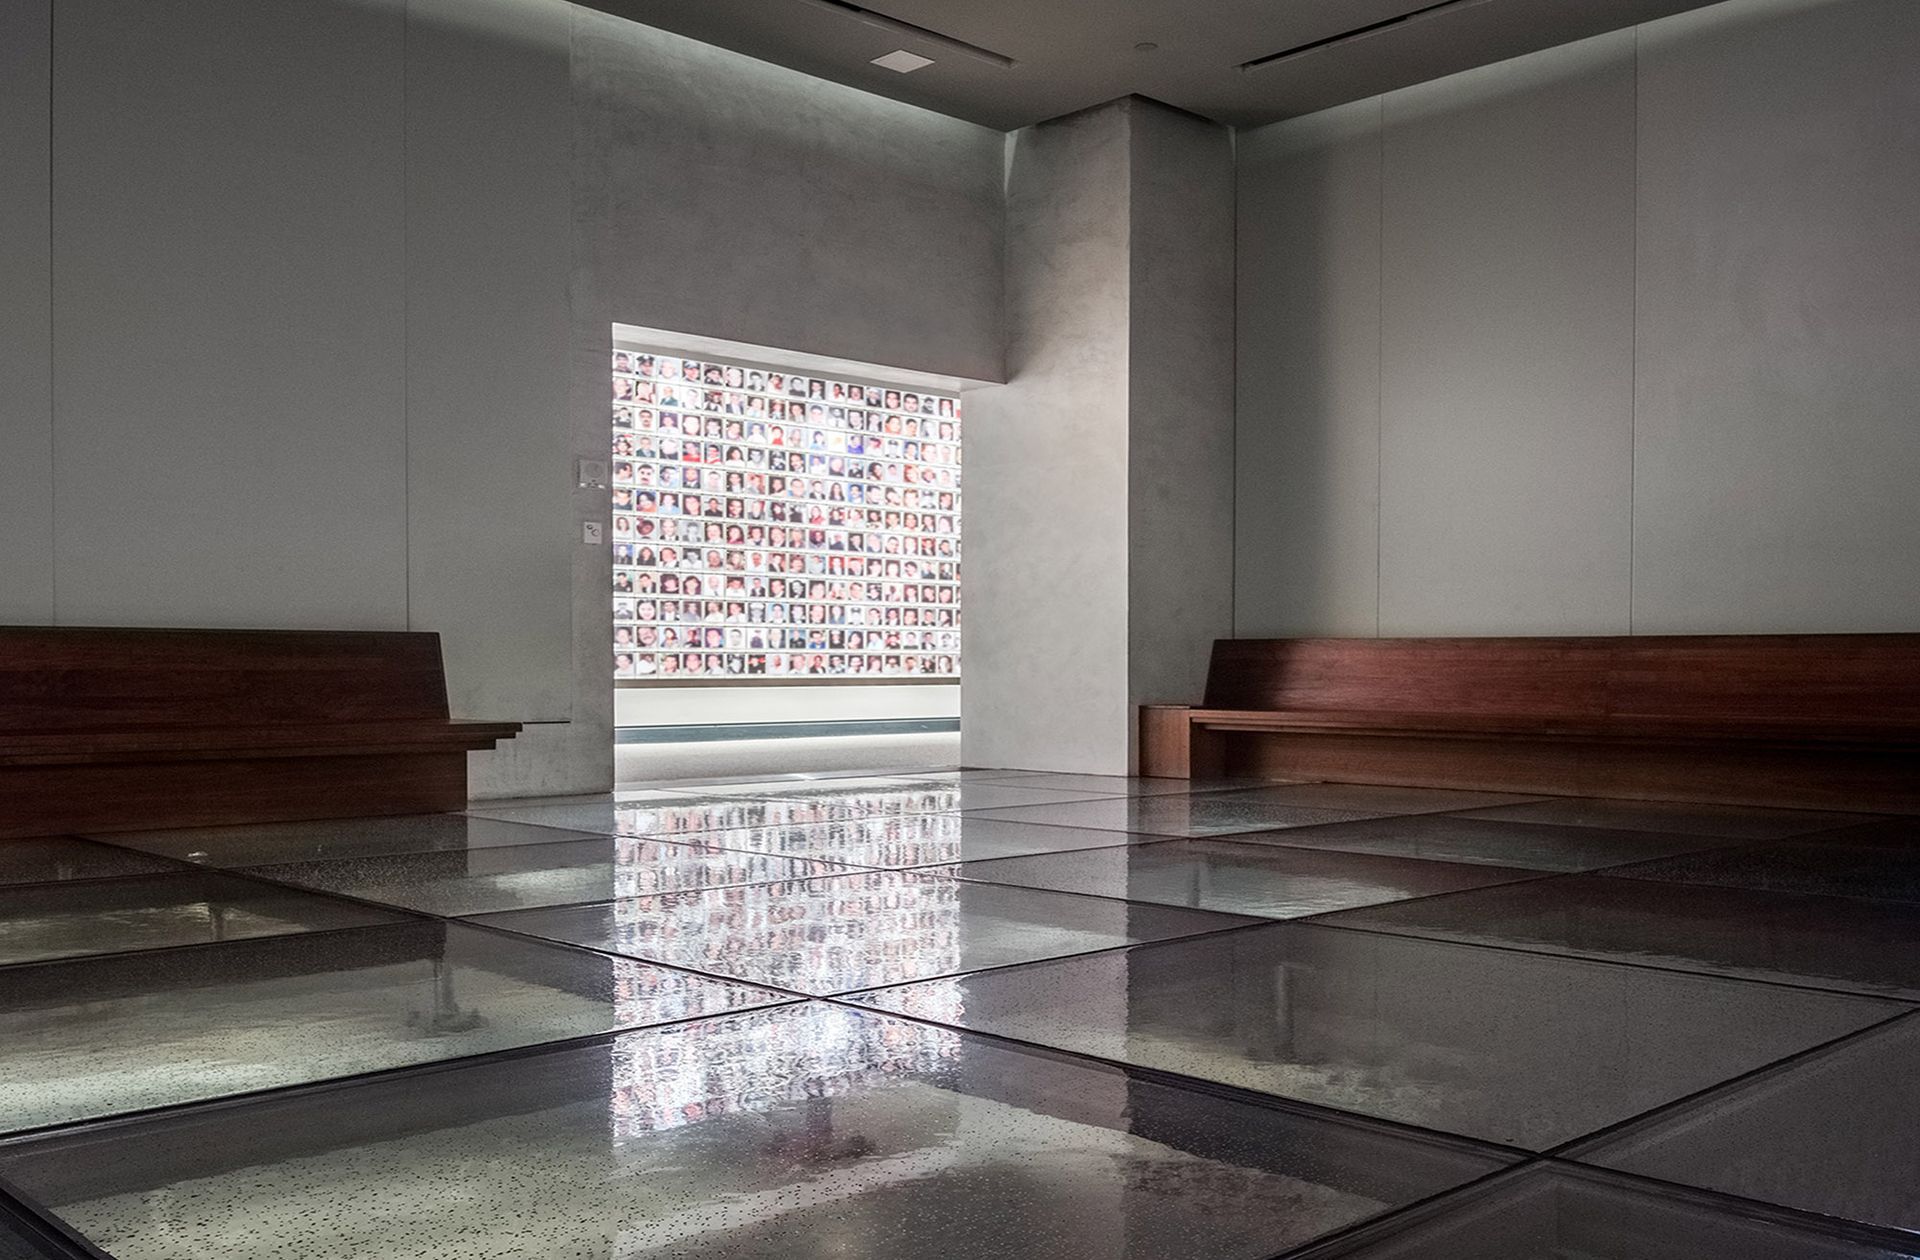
[611,349,961,681]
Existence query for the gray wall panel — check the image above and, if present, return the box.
[0,0,53,624]
[405,0,574,723]
[1234,100,1383,637]
[571,9,1005,386]
[50,0,409,630]
[2,0,1010,797]
[1238,0,1918,642]
[563,12,1007,793]
[1633,0,1920,632]
[962,106,1133,773]
[1129,103,1237,712]
[1377,32,1636,635]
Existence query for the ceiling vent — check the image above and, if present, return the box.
[1239,0,1498,72]
[872,49,935,73]
[793,0,1015,68]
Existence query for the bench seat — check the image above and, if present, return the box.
[1141,635,1920,813]
[1181,707,1920,747]
[0,627,522,837]
[0,719,523,766]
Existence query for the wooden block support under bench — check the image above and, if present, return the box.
[0,627,521,839]
[1140,634,1920,814]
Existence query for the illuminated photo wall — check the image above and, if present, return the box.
[610,350,961,681]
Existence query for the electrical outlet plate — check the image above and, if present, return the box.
[582,521,604,545]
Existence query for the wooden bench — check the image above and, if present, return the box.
[1140,635,1920,813]
[0,627,521,838]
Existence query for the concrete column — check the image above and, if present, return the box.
[963,98,1234,774]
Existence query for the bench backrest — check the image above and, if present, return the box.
[0,627,452,733]
[1203,635,1920,726]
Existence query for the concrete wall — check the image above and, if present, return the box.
[964,105,1134,774]
[1,0,1005,797]
[1234,100,1382,639]
[0,1,53,626]
[51,0,411,633]
[1630,0,1920,632]
[1127,105,1237,720]
[570,10,1004,386]
[405,0,575,730]
[963,99,1234,773]
[556,11,1005,794]
[1235,0,1920,638]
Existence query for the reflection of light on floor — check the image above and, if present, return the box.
[601,867,969,996]
[609,787,973,839]
[607,1000,964,1138]
[695,813,971,867]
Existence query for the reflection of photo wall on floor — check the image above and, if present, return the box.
[610,350,961,681]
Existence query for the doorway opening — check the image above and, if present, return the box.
[608,325,963,783]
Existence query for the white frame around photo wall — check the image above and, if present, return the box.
[611,338,962,688]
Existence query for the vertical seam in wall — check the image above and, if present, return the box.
[401,0,412,629]
[1374,94,1385,638]
[568,1,582,729]
[1629,24,1640,636]
[1124,103,1136,758]
[1229,125,1239,640]
[45,0,56,623]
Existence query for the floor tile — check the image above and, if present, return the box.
[241,836,835,917]
[466,791,947,836]
[467,795,818,836]
[785,780,1142,811]
[97,813,610,867]
[0,1003,1515,1260]
[1812,818,1920,847]
[0,919,780,1136]
[944,840,1545,920]
[0,1194,88,1260]
[892,767,1050,781]
[0,837,180,889]
[642,768,932,788]
[964,794,1382,838]
[694,813,1138,869]
[1453,797,1873,839]
[849,922,1900,1150]
[1215,783,1545,814]
[1320,872,1920,999]
[1574,1013,1920,1233]
[474,868,1255,996]
[941,781,1200,808]
[610,786,718,800]
[1298,1163,1920,1259]
[0,870,405,967]
[1233,812,1740,872]
[1615,836,1920,907]
[980,772,1273,797]
[657,774,929,797]
[656,776,1136,815]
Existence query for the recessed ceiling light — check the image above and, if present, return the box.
[871,49,935,73]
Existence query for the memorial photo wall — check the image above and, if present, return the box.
[611,349,961,681]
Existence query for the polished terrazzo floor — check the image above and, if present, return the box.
[1,768,1916,1258]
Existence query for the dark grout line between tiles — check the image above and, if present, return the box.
[467,895,1277,998]
[0,912,425,977]
[1292,909,1920,1006]
[0,1172,114,1260]
[1538,1005,1920,1163]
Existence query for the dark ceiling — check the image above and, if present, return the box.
[576,0,1723,131]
